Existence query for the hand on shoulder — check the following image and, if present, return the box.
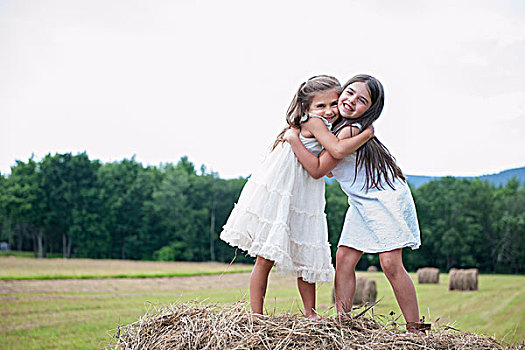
[364,125,374,139]
[284,127,300,142]
[337,124,374,140]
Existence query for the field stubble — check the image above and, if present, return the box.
[0,257,523,349]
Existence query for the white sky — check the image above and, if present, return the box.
[1,0,524,179]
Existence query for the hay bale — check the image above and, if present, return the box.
[109,301,521,350]
[417,267,440,284]
[449,268,479,291]
[367,265,378,272]
[354,277,377,305]
[331,277,377,305]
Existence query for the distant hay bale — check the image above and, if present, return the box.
[108,301,521,350]
[417,267,440,284]
[332,277,377,305]
[353,277,377,305]
[449,268,479,291]
[367,265,378,272]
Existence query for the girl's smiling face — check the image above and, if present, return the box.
[338,82,371,119]
[307,89,340,124]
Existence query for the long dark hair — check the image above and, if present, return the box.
[341,74,405,190]
[272,75,341,150]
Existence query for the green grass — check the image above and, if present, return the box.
[0,250,62,258]
[0,258,523,349]
[0,269,253,281]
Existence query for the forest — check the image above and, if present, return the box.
[0,153,523,274]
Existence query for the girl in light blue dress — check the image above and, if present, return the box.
[286,74,427,333]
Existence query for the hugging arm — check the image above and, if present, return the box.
[303,118,374,159]
[287,133,339,179]
[286,126,366,179]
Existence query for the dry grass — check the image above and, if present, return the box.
[0,257,251,278]
[108,301,524,350]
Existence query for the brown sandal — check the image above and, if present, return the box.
[407,316,431,334]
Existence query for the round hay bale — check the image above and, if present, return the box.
[367,265,378,272]
[449,268,459,290]
[353,277,377,305]
[331,277,377,305]
[417,267,440,284]
[449,268,478,291]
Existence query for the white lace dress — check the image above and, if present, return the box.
[220,115,334,283]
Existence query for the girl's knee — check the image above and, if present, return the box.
[256,256,274,270]
[380,254,405,278]
[336,247,361,269]
[336,248,349,266]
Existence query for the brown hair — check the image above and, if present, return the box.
[340,74,405,190]
[272,75,341,150]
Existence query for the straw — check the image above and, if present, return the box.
[107,301,523,349]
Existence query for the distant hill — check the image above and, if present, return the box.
[406,167,525,188]
[325,166,525,188]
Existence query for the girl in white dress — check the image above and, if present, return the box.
[220,75,374,318]
[286,74,428,332]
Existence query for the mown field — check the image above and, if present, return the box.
[0,255,252,279]
[0,257,524,350]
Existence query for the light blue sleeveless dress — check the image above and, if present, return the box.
[220,115,335,283]
[332,123,421,253]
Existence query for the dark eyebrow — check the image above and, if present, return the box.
[348,87,369,104]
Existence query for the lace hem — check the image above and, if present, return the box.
[276,265,334,284]
[235,205,325,228]
[338,240,421,253]
[222,224,331,250]
[221,230,334,283]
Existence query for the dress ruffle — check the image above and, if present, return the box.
[220,142,334,283]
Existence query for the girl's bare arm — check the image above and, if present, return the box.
[302,118,373,159]
[285,126,362,179]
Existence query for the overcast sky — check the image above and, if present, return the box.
[1,0,524,179]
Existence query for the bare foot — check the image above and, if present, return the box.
[306,314,322,321]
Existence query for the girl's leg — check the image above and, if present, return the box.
[334,246,362,315]
[297,278,316,318]
[379,249,419,323]
[249,255,274,314]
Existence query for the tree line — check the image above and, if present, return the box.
[1,153,523,273]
